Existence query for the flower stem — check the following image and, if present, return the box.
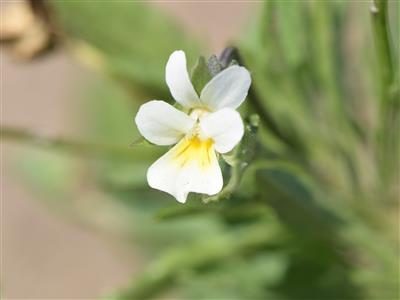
[370,0,399,185]
[1,126,137,160]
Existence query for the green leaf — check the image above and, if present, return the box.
[190,56,211,95]
[178,253,287,300]
[256,168,362,299]
[256,167,341,241]
[109,224,282,300]
[275,1,307,67]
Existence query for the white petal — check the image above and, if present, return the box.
[200,108,244,153]
[147,137,223,203]
[135,100,195,145]
[200,65,251,110]
[165,50,201,108]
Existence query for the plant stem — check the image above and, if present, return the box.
[1,126,137,160]
[371,0,395,95]
[370,0,399,186]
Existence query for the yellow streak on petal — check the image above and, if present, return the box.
[172,137,214,170]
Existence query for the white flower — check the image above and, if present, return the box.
[135,50,251,203]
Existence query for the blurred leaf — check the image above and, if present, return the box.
[256,167,362,299]
[51,1,200,94]
[156,202,214,221]
[256,167,341,241]
[275,1,307,67]
[178,252,287,300]
[110,224,283,300]
[13,147,76,200]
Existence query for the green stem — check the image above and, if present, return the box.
[1,126,138,160]
[371,0,399,186]
[371,0,395,96]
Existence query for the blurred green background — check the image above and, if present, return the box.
[1,1,398,299]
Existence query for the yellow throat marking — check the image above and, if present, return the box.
[173,136,214,169]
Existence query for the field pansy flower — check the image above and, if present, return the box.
[135,50,251,203]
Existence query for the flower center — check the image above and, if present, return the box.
[172,136,214,169]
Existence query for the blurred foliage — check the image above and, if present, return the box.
[6,1,399,299]
[51,1,199,98]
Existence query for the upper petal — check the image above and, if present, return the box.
[165,50,201,108]
[147,137,223,203]
[200,108,244,153]
[200,65,251,110]
[135,100,195,146]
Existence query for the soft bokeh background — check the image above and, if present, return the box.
[2,2,257,298]
[2,1,398,300]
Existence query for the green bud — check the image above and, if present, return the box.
[207,55,223,76]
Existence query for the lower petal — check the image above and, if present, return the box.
[147,137,223,203]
